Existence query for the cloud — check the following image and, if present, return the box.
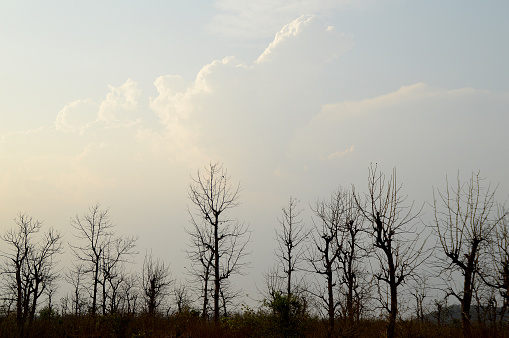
[209,0,362,39]
[290,83,509,180]
[255,15,352,66]
[55,99,98,133]
[148,16,352,170]
[2,15,350,211]
[326,146,355,160]
[255,15,315,63]
[5,14,508,236]
[55,79,143,135]
[98,78,141,124]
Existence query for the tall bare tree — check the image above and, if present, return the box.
[274,197,308,297]
[308,189,346,338]
[0,213,62,336]
[432,172,506,337]
[65,263,88,315]
[69,204,112,315]
[336,190,370,325]
[187,162,250,322]
[185,216,215,318]
[99,236,137,314]
[69,204,137,315]
[354,165,425,338]
[489,208,509,325]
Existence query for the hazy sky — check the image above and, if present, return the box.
[1,0,508,306]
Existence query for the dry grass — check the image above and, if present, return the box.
[2,311,509,338]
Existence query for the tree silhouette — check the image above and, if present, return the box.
[432,172,506,337]
[354,165,426,338]
[308,188,346,338]
[0,213,62,336]
[142,251,173,315]
[187,162,250,322]
[69,204,137,315]
[274,197,308,297]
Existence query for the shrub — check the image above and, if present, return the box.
[264,291,308,337]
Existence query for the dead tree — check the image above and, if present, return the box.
[0,213,62,336]
[308,188,345,338]
[173,279,192,313]
[432,172,506,338]
[410,274,429,324]
[187,162,250,322]
[118,273,139,315]
[274,197,308,297]
[141,251,173,315]
[337,190,370,324]
[185,217,215,318]
[354,165,425,338]
[65,263,88,315]
[69,204,137,315]
[99,236,137,314]
[69,204,113,315]
[490,208,509,325]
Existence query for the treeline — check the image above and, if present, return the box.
[0,163,507,338]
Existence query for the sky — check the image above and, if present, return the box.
[1,0,509,309]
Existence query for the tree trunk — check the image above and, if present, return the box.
[202,270,209,318]
[92,261,99,316]
[29,279,40,323]
[287,263,292,298]
[386,247,397,338]
[214,218,220,322]
[327,268,334,338]
[16,265,23,328]
[102,277,107,315]
[462,271,473,338]
[347,240,355,323]
[387,282,397,338]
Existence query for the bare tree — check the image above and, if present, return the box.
[118,273,139,315]
[65,263,88,315]
[410,274,429,324]
[336,190,370,325]
[185,217,215,318]
[69,204,137,315]
[141,251,173,315]
[99,236,137,314]
[274,197,308,298]
[187,162,250,322]
[0,213,62,336]
[432,172,506,337]
[69,204,112,315]
[489,208,509,325]
[308,188,345,338]
[173,279,192,314]
[354,165,426,338]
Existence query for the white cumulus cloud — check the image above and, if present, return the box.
[55,99,98,134]
[209,0,364,39]
[98,78,141,124]
[148,17,351,170]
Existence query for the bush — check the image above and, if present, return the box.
[264,291,309,337]
[39,306,58,320]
